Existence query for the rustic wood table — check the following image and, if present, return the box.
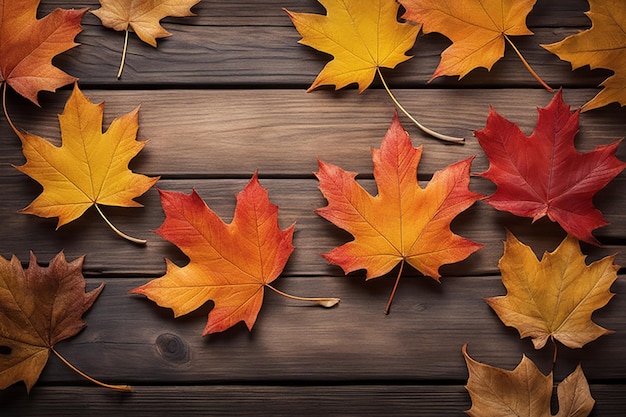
[1,1,625,415]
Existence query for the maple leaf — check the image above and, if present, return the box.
[463,345,594,417]
[0,252,129,392]
[485,231,618,350]
[0,0,86,106]
[316,113,483,313]
[475,90,625,245]
[542,0,626,111]
[130,173,339,336]
[285,0,462,143]
[92,0,200,78]
[399,0,552,90]
[15,83,159,244]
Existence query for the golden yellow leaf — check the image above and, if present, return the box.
[15,83,158,242]
[542,0,626,111]
[486,231,618,350]
[284,0,420,92]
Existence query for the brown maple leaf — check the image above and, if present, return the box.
[92,0,201,78]
[543,0,626,111]
[0,252,129,392]
[130,173,338,336]
[463,345,594,417]
[475,90,625,245]
[316,113,483,313]
[15,83,159,244]
[486,231,618,350]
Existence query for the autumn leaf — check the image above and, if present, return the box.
[15,83,159,244]
[284,0,462,143]
[316,113,482,313]
[0,0,86,131]
[542,0,626,111]
[463,345,594,417]
[0,252,129,392]
[486,231,618,350]
[475,90,625,245]
[399,0,552,91]
[130,173,339,336]
[92,0,200,78]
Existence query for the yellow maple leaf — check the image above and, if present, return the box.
[15,83,159,243]
[92,0,200,78]
[542,0,626,111]
[284,0,419,92]
[399,0,551,90]
[486,231,618,350]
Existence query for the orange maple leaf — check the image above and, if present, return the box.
[0,252,129,392]
[131,174,339,335]
[316,113,483,313]
[0,0,85,113]
[399,0,551,90]
[486,231,618,350]
[92,0,200,78]
[15,83,159,243]
[463,345,595,417]
[543,0,626,111]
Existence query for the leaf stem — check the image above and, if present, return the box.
[52,347,131,392]
[266,284,340,308]
[95,204,147,245]
[504,34,553,92]
[385,259,405,315]
[551,336,558,372]
[376,68,464,144]
[117,28,130,80]
[2,82,21,138]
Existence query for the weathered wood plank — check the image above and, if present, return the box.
[42,0,594,28]
[0,177,623,276]
[3,89,625,178]
[2,276,623,385]
[2,383,626,417]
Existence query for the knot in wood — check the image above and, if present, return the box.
[155,333,190,364]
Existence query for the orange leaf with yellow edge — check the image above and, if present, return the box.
[542,0,626,111]
[316,113,483,313]
[486,231,618,350]
[15,83,159,244]
[92,0,200,78]
[284,0,419,92]
[463,345,594,417]
[0,0,86,106]
[130,173,339,336]
[0,252,129,393]
[399,0,551,90]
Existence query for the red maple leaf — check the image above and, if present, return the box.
[475,90,625,245]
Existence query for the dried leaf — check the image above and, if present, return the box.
[0,252,103,392]
[0,0,86,105]
[463,345,594,417]
[543,0,626,111]
[15,83,159,242]
[92,0,200,78]
[316,113,482,311]
[475,90,625,245]
[486,231,618,350]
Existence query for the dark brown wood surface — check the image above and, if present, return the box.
[1,1,625,415]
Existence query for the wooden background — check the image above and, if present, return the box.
[1,0,625,415]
